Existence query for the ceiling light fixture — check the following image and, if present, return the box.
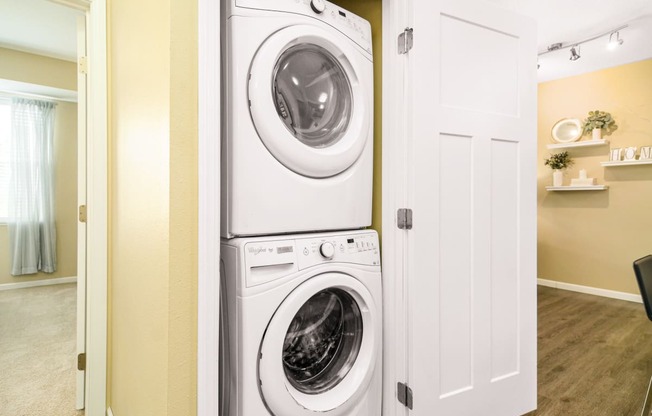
[537,24,628,57]
[608,31,624,50]
[569,45,581,61]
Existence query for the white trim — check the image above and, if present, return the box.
[0,276,77,291]
[197,0,220,415]
[85,0,108,415]
[538,278,642,303]
[381,1,408,415]
[47,0,91,12]
[106,407,114,416]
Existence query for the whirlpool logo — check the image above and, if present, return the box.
[247,246,273,255]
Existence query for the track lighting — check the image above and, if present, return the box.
[608,31,624,50]
[537,24,628,60]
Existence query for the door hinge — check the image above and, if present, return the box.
[397,382,413,409]
[77,353,86,371]
[79,205,87,223]
[397,208,413,230]
[78,55,88,74]
[398,28,414,54]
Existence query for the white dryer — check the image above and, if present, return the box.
[220,230,382,416]
[222,0,374,238]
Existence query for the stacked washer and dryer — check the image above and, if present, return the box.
[220,0,381,415]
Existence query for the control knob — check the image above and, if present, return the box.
[310,0,326,14]
[319,242,335,259]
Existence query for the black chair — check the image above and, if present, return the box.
[633,255,652,416]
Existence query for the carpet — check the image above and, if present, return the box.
[0,283,84,416]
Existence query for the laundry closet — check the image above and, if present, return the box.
[216,0,538,415]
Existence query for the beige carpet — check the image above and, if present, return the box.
[0,283,84,416]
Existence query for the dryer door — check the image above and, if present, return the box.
[258,273,379,415]
[248,24,371,178]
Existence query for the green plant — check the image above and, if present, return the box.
[544,151,573,170]
[582,110,618,135]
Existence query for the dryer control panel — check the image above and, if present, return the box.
[234,0,373,56]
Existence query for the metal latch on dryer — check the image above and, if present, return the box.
[398,28,414,54]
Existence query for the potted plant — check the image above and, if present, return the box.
[544,151,573,186]
[582,110,618,141]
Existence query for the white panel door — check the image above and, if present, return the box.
[75,13,88,410]
[406,0,537,414]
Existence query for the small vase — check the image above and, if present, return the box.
[552,170,563,187]
[592,128,602,141]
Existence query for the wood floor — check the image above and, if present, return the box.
[528,286,652,416]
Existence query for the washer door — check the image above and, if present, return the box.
[258,273,379,415]
[248,24,371,178]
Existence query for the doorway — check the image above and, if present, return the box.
[0,0,107,414]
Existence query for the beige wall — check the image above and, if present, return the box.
[0,47,77,91]
[0,49,77,285]
[538,59,652,295]
[108,0,198,414]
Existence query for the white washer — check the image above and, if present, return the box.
[220,230,382,416]
[222,0,374,238]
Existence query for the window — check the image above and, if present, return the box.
[0,99,10,221]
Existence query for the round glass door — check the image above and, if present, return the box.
[282,288,363,394]
[257,273,379,415]
[272,44,353,149]
[248,25,372,178]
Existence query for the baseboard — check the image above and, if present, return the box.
[0,276,77,291]
[107,407,114,416]
[538,278,642,303]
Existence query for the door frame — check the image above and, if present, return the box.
[66,0,108,414]
[197,0,221,415]
[50,0,107,413]
[381,0,408,415]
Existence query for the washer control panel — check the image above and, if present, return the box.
[242,231,380,282]
[234,0,372,55]
[296,232,379,269]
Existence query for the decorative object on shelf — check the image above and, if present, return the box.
[570,168,597,186]
[610,148,623,161]
[641,147,652,160]
[544,151,573,187]
[582,110,618,141]
[551,118,582,143]
[624,146,637,161]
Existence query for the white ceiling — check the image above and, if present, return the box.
[485,0,652,82]
[0,0,652,82]
[0,0,80,62]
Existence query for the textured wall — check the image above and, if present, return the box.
[108,0,198,414]
[538,59,652,294]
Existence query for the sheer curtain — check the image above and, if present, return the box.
[8,98,57,276]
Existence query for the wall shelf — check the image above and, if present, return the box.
[546,185,609,192]
[546,139,609,150]
[601,159,652,167]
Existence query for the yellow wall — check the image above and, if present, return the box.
[0,49,77,285]
[330,0,382,238]
[108,0,197,414]
[0,47,77,91]
[538,59,652,295]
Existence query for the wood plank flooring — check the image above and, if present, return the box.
[528,286,652,416]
